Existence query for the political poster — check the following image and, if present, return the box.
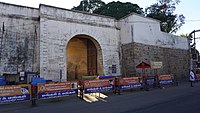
[84,78,115,93]
[37,82,78,99]
[158,75,173,84]
[0,84,31,104]
[119,77,142,89]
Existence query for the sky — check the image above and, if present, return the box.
[0,0,200,49]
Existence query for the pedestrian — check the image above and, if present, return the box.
[190,70,195,87]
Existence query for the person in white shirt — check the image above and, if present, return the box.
[190,70,195,87]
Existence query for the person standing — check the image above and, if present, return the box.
[190,70,195,87]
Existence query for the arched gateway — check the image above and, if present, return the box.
[66,35,103,80]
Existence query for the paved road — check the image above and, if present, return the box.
[1,81,200,113]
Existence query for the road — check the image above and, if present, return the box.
[1,81,200,113]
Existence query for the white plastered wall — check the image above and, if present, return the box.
[118,13,188,50]
[39,5,121,81]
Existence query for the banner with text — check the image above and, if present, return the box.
[0,84,31,104]
[38,82,78,99]
[158,75,173,84]
[119,77,142,89]
[84,78,115,93]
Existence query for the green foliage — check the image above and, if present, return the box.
[72,0,105,13]
[72,1,143,20]
[93,1,144,20]
[145,0,185,33]
[72,0,185,33]
[191,48,199,54]
[180,34,188,38]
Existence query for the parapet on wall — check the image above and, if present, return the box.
[118,13,188,50]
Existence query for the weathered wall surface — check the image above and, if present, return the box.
[121,42,189,78]
[39,5,121,81]
[118,13,161,45]
[118,14,189,78]
[0,2,39,75]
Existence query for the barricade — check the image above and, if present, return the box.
[37,81,78,99]
[117,76,143,94]
[82,78,115,96]
[143,76,156,91]
[156,74,178,88]
[0,84,31,104]
[0,74,179,105]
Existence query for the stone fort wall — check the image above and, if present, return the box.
[121,42,189,78]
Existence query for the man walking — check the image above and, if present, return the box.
[190,70,195,87]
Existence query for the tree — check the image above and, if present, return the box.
[72,0,105,13]
[180,33,188,38]
[93,1,144,20]
[145,0,185,33]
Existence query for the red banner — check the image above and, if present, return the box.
[0,85,31,96]
[0,84,31,103]
[84,78,115,88]
[119,77,142,89]
[37,82,78,99]
[38,82,78,93]
[84,78,115,93]
[119,77,141,85]
[158,75,173,80]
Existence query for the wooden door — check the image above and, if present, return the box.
[87,40,97,76]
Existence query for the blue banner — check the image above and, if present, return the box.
[159,80,173,84]
[0,94,30,104]
[38,89,78,99]
[146,78,155,86]
[120,84,142,89]
[84,86,114,93]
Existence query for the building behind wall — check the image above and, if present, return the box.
[0,2,189,81]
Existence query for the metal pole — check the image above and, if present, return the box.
[60,69,62,82]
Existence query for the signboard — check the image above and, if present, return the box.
[37,82,78,99]
[84,78,115,93]
[20,72,25,77]
[158,75,173,84]
[112,65,116,73]
[192,53,198,61]
[151,61,163,69]
[119,77,142,89]
[146,77,155,86]
[0,84,31,104]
